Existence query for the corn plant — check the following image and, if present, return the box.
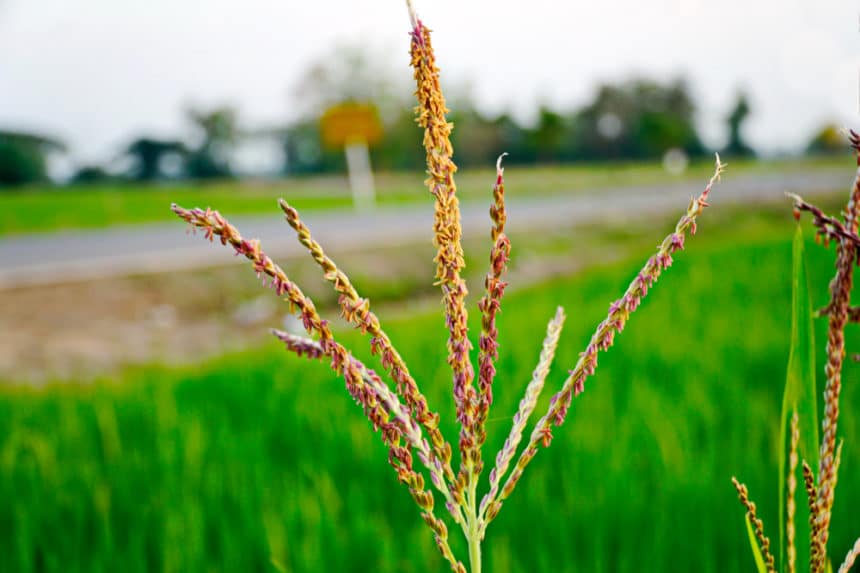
[171,3,725,571]
[731,131,860,573]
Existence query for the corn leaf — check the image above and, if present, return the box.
[746,514,769,573]
[779,225,819,572]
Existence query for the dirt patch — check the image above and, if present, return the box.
[0,216,678,383]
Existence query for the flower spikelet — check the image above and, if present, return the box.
[850,128,860,160]
[319,341,464,572]
[788,193,860,252]
[469,154,511,482]
[172,203,466,570]
[838,536,860,573]
[272,330,466,570]
[272,329,325,360]
[812,152,860,569]
[480,306,565,530]
[486,155,725,513]
[803,461,822,571]
[732,477,777,573]
[171,205,390,464]
[410,18,476,492]
[171,204,326,336]
[278,198,459,501]
[788,410,800,573]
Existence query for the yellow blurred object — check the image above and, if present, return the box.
[320,103,383,149]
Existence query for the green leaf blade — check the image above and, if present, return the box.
[745,514,769,573]
[778,225,819,572]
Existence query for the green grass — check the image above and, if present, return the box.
[0,156,845,236]
[1,210,859,572]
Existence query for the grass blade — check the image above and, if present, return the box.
[779,224,819,571]
[746,515,769,573]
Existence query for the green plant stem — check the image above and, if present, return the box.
[468,537,481,573]
[467,514,481,573]
[466,479,482,573]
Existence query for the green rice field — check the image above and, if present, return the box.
[2,204,859,572]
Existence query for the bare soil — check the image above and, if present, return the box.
[0,223,627,384]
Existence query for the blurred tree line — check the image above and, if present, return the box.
[0,107,241,187]
[187,77,754,179]
[281,47,722,175]
[0,45,845,188]
[0,131,65,186]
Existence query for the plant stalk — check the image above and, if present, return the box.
[467,509,482,573]
[466,474,482,573]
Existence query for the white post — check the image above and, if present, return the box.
[344,140,376,211]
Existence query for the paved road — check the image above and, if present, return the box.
[0,169,851,289]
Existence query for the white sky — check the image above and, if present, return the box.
[0,0,857,166]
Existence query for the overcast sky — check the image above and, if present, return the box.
[0,0,857,166]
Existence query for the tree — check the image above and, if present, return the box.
[282,43,413,175]
[282,120,345,175]
[70,165,112,185]
[371,107,424,171]
[291,42,406,121]
[521,106,567,163]
[572,78,705,161]
[0,130,64,187]
[724,92,755,158]
[123,137,186,181]
[448,103,513,168]
[186,106,238,179]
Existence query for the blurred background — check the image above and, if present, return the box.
[1,0,859,571]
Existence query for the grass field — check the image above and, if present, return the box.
[2,203,859,572]
[0,156,845,236]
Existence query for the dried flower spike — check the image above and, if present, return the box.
[732,477,777,573]
[473,154,512,478]
[171,4,723,570]
[784,136,860,573]
[803,461,823,571]
[278,198,462,509]
[788,193,860,253]
[838,536,860,573]
[173,204,466,571]
[409,15,492,570]
[409,18,477,497]
[787,410,800,573]
[272,329,466,538]
[486,155,725,515]
[480,306,565,531]
[812,148,860,570]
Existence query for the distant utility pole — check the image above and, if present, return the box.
[321,103,384,211]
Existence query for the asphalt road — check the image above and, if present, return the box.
[0,169,851,289]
